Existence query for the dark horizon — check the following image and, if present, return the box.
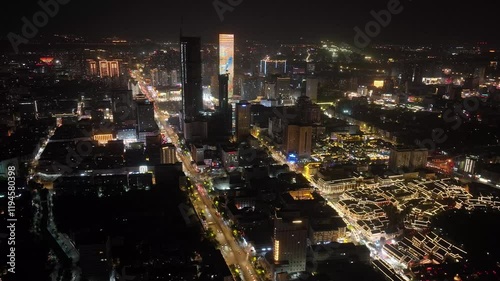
[1,0,499,46]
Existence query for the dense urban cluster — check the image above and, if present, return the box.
[1,31,500,281]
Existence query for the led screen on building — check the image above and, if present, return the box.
[219,34,234,99]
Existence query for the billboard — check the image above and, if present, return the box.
[219,34,234,99]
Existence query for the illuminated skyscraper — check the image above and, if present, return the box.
[180,37,203,121]
[260,58,287,76]
[273,210,308,275]
[93,60,121,77]
[219,34,235,99]
[235,100,251,142]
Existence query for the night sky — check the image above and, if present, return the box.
[1,0,498,44]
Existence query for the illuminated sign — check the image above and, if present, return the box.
[40,57,54,65]
[373,80,384,88]
[219,34,234,99]
[287,153,298,164]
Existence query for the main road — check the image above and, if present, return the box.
[133,70,259,281]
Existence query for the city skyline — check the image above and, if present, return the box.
[2,2,500,281]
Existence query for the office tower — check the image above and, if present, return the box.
[88,60,98,76]
[109,60,120,77]
[146,134,162,165]
[93,60,120,78]
[241,76,264,101]
[463,155,478,174]
[180,37,203,121]
[136,98,157,134]
[389,147,429,172]
[183,120,208,142]
[219,74,230,113]
[273,211,308,275]
[150,68,169,87]
[264,82,276,99]
[296,96,321,125]
[170,70,179,85]
[284,125,313,157]
[276,77,291,97]
[260,58,287,76]
[305,78,319,102]
[235,100,251,142]
[161,144,177,164]
[112,89,134,123]
[219,73,232,136]
[18,100,38,122]
[219,34,235,99]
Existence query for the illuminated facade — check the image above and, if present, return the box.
[89,60,97,75]
[161,144,177,164]
[235,100,251,142]
[273,211,307,274]
[389,147,429,172]
[93,134,114,145]
[260,57,287,76]
[219,34,234,99]
[88,59,121,77]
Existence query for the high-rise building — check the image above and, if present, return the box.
[296,95,321,125]
[146,134,162,165]
[463,155,478,174]
[183,120,208,142]
[112,89,134,123]
[219,34,235,99]
[180,37,203,121]
[389,147,429,172]
[284,125,313,157]
[305,78,319,102]
[136,99,157,134]
[264,82,276,99]
[260,58,287,76]
[219,74,230,113]
[219,74,232,137]
[235,100,251,142]
[276,77,292,97]
[18,100,38,122]
[87,59,121,77]
[161,144,177,164]
[273,210,308,275]
[88,60,97,76]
